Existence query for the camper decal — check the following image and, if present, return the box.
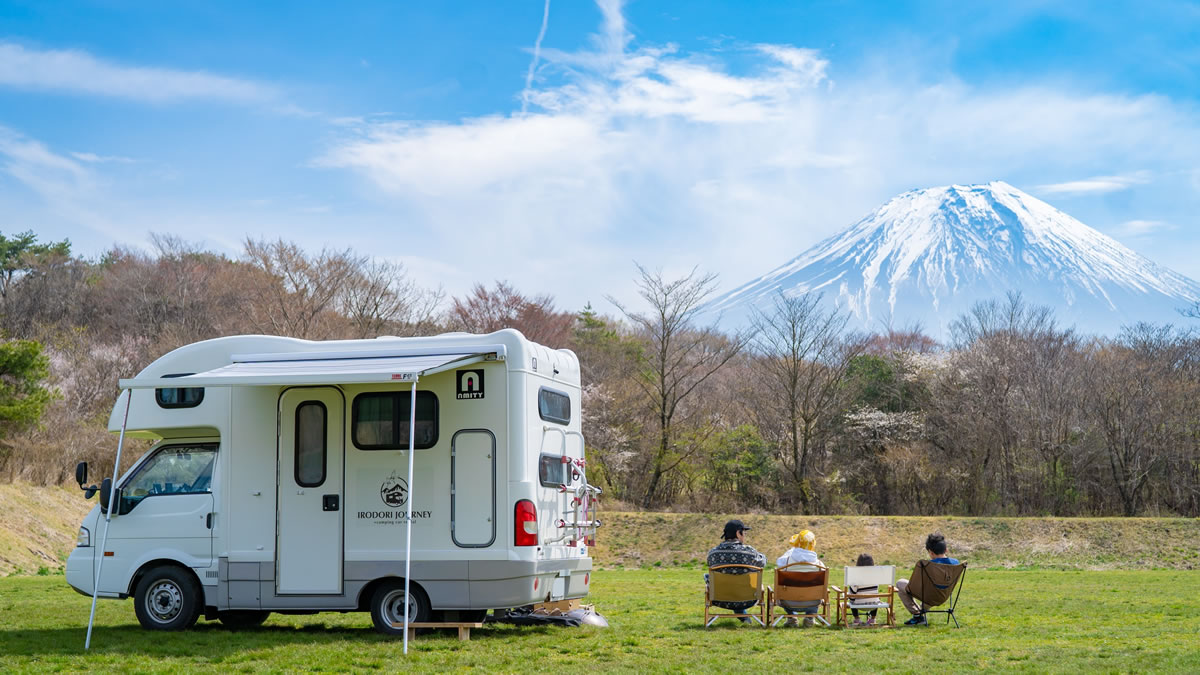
[380,472,409,507]
[457,369,485,400]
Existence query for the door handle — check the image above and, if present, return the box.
[322,495,340,512]
[206,512,213,529]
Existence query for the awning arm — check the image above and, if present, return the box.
[403,377,417,655]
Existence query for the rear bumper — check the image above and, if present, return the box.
[467,557,593,608]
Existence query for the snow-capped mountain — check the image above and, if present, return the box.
[707,181,1200,338]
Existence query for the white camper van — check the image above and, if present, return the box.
[66,329,599,633]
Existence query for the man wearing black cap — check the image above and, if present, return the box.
[705,520,767,618]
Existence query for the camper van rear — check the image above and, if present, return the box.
[66,329,599,634]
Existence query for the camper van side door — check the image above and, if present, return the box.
[277,387,345,595]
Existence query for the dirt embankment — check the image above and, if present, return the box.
[592,512,1200,570]
[0,483,93,576]
[4,488,1198,576]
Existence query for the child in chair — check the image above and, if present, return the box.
[849,553,879,626]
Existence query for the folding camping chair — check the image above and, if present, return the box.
[833,565,896,628]
[904,560,967,627]
[766,562,831,627]
[704,564,766,627]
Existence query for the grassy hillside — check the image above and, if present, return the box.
[591,512,1200,570]
[0,484,93,576]
[4,487,1199,576]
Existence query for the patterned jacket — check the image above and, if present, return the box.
[707,540,767,573]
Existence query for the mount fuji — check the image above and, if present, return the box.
[707,181,1200,338]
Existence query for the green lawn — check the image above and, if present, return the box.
[2,569,1198,673]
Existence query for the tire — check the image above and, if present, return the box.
[133,566,202,631]
[218,610,271,628]
[369,580,431,636]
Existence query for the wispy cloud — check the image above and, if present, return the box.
[70,151,136,164]
[1113,219,1175,237]
[521,0,552,114]
[0,42,277,104]
[0,125,134,243]
[313,2,1200,307]
[1035,171,1152,195]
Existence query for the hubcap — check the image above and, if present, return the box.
[146,580,184,623]
[381,588,420,625]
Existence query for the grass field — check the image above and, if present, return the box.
[2,569,1199,673]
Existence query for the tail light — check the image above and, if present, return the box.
[514,499,538,546]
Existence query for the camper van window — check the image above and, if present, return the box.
[155,374,204,409]
[295,401,327,487]
[119,443,218,514]
[539,453,571,487]
[538,387,571,425]
[352,391,438,450]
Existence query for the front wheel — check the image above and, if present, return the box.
[218,610,271,628]
[133,566,202,631]
[370,580,431,635]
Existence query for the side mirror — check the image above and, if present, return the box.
[99,478,113,515]
[75,462,88,487]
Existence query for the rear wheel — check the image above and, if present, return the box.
[370,580,431,635]
[133,566,202,631]
[218,610,271,628]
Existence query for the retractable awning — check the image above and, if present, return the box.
[118,347,503,389]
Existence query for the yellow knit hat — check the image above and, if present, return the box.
[790,530,816,551]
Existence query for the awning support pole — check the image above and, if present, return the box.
[403,378,417,655]
[86,388,132,650]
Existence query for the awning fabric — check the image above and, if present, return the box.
[119,352,489,389]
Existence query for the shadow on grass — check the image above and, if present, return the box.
[0,621,558,656]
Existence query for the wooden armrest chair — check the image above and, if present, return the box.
[767,562,831,628]
[906,560,967,627]
[705,564,766,627]
[833,564,896,627]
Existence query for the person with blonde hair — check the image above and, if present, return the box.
[775,529,825,626]
[777,530,824,568]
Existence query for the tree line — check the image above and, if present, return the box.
[2,230,1198,517]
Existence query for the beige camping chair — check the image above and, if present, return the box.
[905,560,967,627]
[704,564,766,627]
[833,564,896,627]
[766,562,831,627]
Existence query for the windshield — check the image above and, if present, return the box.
[120,443,217,513]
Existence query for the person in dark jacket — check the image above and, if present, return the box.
[705,519,767,617]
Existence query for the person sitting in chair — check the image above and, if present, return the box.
[706,520,767,621]
[776,530,826,626]
[897,533,960,626]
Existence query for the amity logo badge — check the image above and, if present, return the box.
[457,369,484,400]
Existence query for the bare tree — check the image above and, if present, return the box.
[607,265,749,508]
[242,238,357,339]
[340,259,443,338]
[1083,324,1194,516]
[450,281,574,346]
[749,291,863,510]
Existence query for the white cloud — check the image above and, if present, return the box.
[521,0,552,114]
[1112,219,1175,236]
[1035,171,1152,195]
[0,42,277,104]
[307,2,1200,310]
[70,151,136,163]
[0,125,135,244]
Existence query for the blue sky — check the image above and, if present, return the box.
[2,0,1199,312]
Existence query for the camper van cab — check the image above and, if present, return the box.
[66,330,598,632]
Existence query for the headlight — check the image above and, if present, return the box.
[76,527,90,547]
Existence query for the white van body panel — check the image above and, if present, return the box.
[70,330,596,616]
